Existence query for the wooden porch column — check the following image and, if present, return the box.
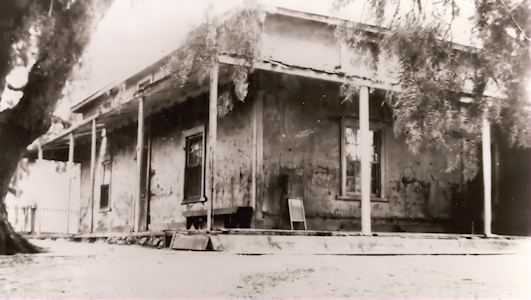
[67,132,74,234]
[207,62,219,231]
[89,119,97,233]
[359,86,371,235]
[37,144,43,160]
[251,90,264,228]
[482,110,492,236]
[134,97,145,232]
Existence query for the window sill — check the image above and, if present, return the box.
[182,197,207,205]
[336,194,388,202]
[99,207,111,213]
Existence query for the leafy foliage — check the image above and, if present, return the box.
[163,0,528,180]
[334,0,530,180]
[166,1,265,116]
[0,0,111,255]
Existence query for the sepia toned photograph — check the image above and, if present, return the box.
[0,0,529,298]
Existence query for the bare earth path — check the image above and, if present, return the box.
[0,239,529,298]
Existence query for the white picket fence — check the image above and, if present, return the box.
[7,205,79,234]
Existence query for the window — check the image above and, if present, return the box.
[137,74,153,91]
[100,160,112,210]
[340,118,386,199]
[183,126,205,203]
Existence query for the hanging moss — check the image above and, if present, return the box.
[334,0,530,180]
[165,2,265,117]
[164,0,528,180]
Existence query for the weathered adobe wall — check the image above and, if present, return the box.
[78,124,137,233]
[148,88,253,230]
[262,14,340,72]
[262,14,398,85]
[213,90,254,211]
[147,96,208,230]
[258,73,462,231]
[78,85,254,233]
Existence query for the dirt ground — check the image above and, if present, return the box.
[0,239,529,298]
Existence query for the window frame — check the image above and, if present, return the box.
[99,159,112,211]
[338,118,387,201]
[182,125,206,204]
[136,74,153,91]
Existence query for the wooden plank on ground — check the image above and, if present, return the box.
[170,234,210,251]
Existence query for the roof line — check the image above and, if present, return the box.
[268,5,480,53]
[69,4,480,115]
[70,52,173,113]
[69,3,250,114]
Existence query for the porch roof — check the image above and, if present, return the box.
[28,65,234,161]
[33,52,408,161]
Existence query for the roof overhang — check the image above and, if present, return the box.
[33,3,490,161]
[28,65,235,161]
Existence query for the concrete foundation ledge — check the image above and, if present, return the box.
[23,230,530,255]
[208,234,530,255]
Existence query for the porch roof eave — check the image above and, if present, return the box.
[28,65,234,157]
[30,49,407,158]
[218,54,403,92]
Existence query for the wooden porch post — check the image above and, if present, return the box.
[359,86,371,235]
[67,132,74,234]
[482,110,492,236]
[142,123,152,232]
[89,119,96,233]
[207,61,219,231]
[37,144,43,160]
[134,97,145,232]
[251,90,264,228]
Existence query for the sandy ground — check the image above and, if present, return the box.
[0,239,529,298]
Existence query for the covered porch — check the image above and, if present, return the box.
[32,54,497,237]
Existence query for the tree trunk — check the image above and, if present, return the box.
[0,119,40,254]
[0,0,111,255]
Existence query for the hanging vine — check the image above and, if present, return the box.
[164,0,528,180]
[165,1,265,117]
[334,0,530,180]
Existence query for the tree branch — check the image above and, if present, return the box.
[7,0,111,141]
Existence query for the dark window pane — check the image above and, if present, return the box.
[100,184,109,209]
[184,133,204,200]
[371,162,380,195]
[372,131,380,162]
[185,166,201,199]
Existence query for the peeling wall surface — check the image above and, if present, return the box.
[213,95,254,209]
[147,97,208,230]
[79,125,136,233]
[262,15,340,72]
[78,88,254,233]
[148,91,253,230]
[258,73,462,232]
